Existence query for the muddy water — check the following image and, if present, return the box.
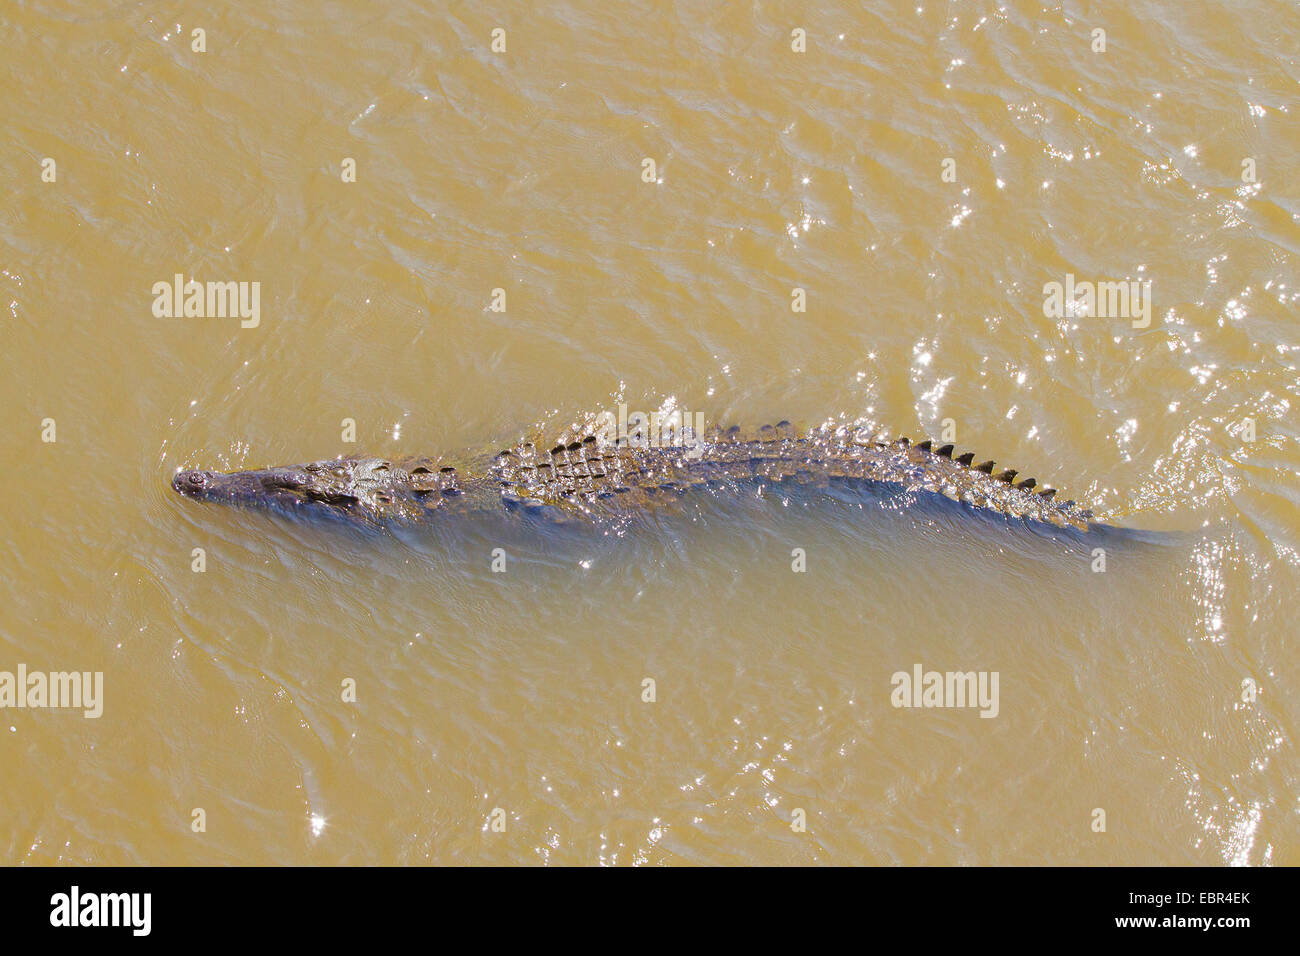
[2,0,1298,864]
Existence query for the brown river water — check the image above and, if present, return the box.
[2,1,1298,865]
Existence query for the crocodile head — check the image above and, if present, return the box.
[171,458,417,523]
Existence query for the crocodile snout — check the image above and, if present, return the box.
[172,470,212,495]
[260,470,312,491]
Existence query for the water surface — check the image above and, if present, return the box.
[2,0,1298,864]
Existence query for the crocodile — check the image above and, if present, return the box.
[171,421,1104,531]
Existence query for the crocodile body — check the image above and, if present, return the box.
[172,421,1102,531]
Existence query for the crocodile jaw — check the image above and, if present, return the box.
[171,466,364,521]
